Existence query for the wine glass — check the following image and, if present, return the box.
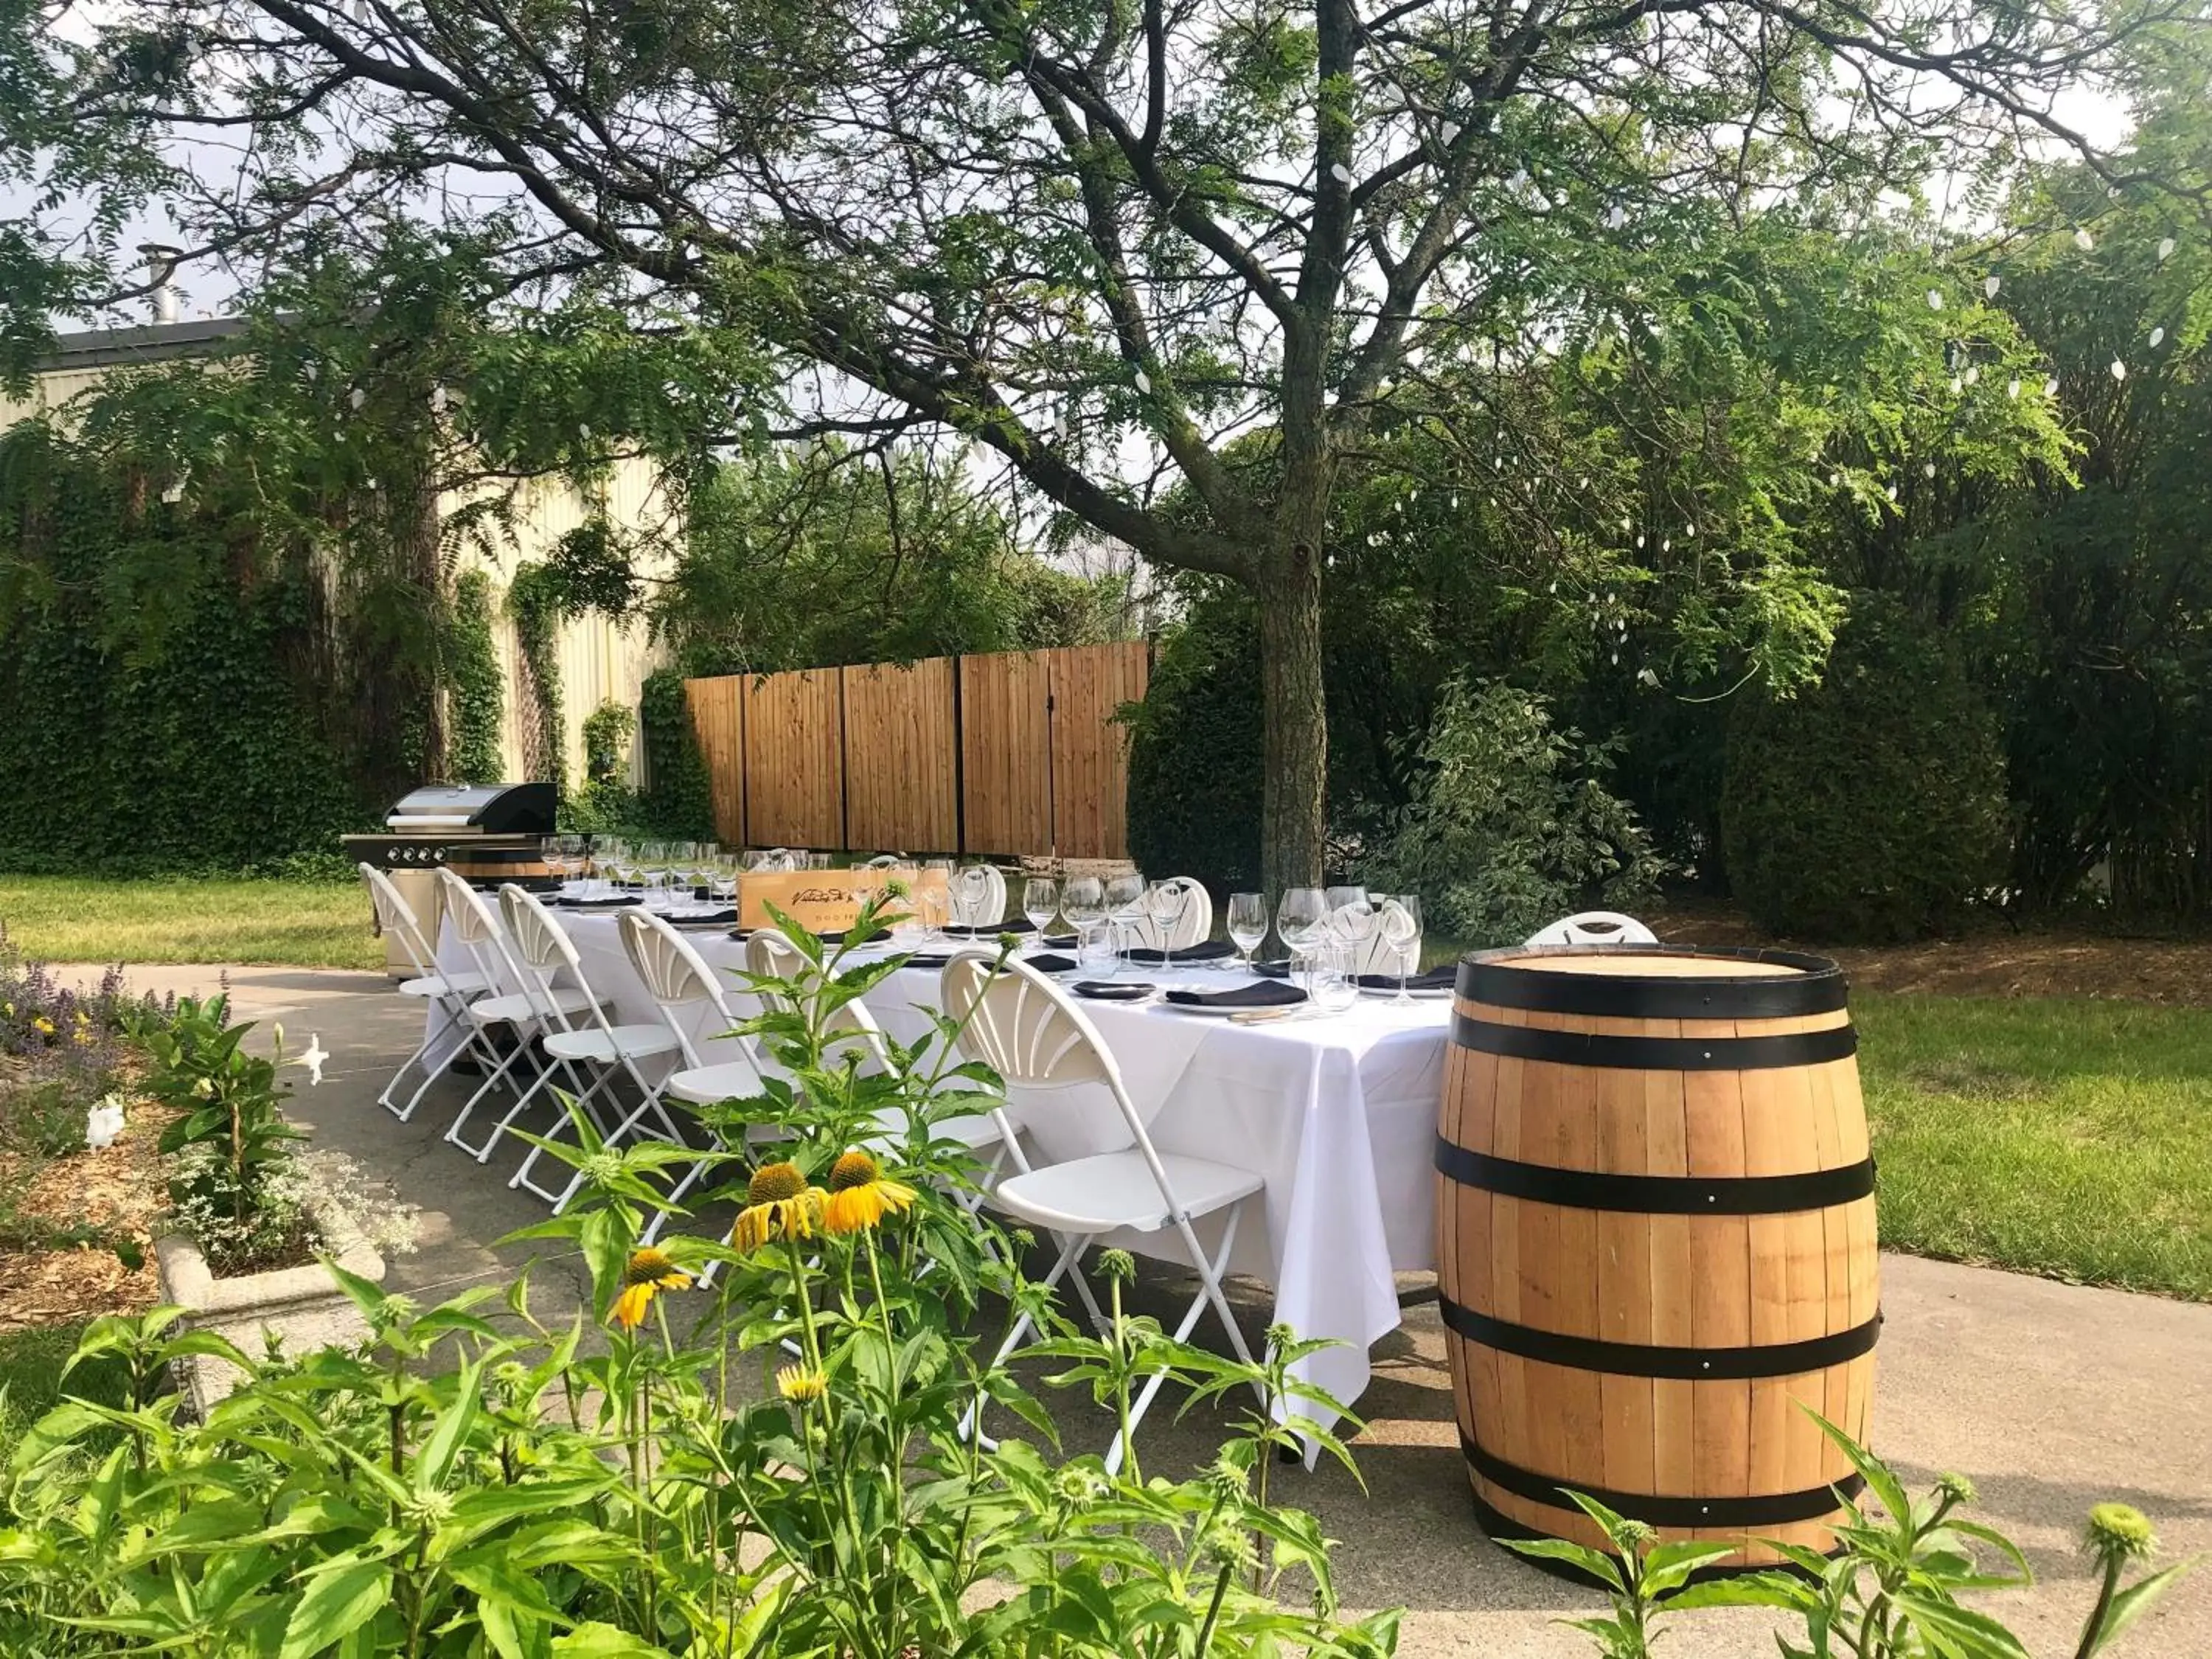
[1379,894,1424,1002]
[710,854,740,908]
[1105,869,1147,976]
[540,836,567,888]
[1330,891,1377,979]
[1276,887,1327,984]
[1063,874,1106,961]
[1226,892,1267,972]
[1325,884,1368,912]
[636,841,668,902]
[1023,876,1060,941]
[557,834,585,891]
[956,864,996,929]
[1144,880,1188,964]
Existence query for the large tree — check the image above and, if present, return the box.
[10,0,2205,883]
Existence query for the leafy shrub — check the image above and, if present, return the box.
[1126,605,1265,893]
[1358,680,1661,946]
[1528,1416,2191,1659]
[0,902,1402,1659]
[1722,599,2009,942]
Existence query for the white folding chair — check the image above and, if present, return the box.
[949,863,1007,927]
[619,911,775,1243]
[939,950,1263,1473]
[358,864,491,1121]
[500,887,690,1210]
[436,869,606,1156]
[744,931,1020,1196]
[1127,876,1213,953]
[1523,911,1658,946]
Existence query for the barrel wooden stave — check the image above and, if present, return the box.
[1437,949,1878,1567]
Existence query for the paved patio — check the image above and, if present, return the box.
[82,962,2212,1657]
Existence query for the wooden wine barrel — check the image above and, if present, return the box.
[1436,945,1878,1568]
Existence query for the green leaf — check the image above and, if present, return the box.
[1890,1590,2033,1659]
[1498,1535,1626,1592]
[551,1623,678,1657]
[2095,1559,2200,1652]
[279,1561,392,1659]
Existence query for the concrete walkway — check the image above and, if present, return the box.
[81,962,2212,1657]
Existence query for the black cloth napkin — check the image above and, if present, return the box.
[1040,933,1077,949]
[667,908,739,926]
[1024,953,1078,973]
[1074,980,1155,1000]
[941,919,1037,936]
[892,953,952,970]
[552,894,641,909]
[1251,959,1293,979]
[1124,939,1237,964]
[1354,965,1455,992]
[1163,980,1307,1009]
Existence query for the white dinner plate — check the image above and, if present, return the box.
[1163,998,1308,1018]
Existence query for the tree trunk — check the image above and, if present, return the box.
[1256,544,1328,894]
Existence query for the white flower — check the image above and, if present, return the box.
[86,1098,126,1151]
[2157,237,2176,262]
[1983,275,2000,299]
[2073,227,2095,251]
[1133,369,1150,394]
[2148,327,2165,348]
[191,1075,215,1099]
[2110,358,2127,381]
[300,1034,330,1087]
[1927,288,1944,310]
[1606,204,1627,230]
[2008,378,2021,399]
[2044,375,2060,397]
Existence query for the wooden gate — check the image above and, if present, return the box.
[681,640,1148,857]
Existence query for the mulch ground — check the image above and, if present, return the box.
[1645,899,2212,1006]
[0,1107,166,1334]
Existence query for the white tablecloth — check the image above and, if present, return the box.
[429,907,1449,1425]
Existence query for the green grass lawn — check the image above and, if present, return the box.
[0,875,380,970]
[0,1323,128,1443]
[1856,992,2212,1301]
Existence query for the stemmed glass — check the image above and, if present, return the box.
[1379,894,1424,1002]
[956,865,996,929]
[1226,892,1267,973]
[1023,876,1060,943]
[1330,890,1377,984]
[540,836,568,888]
[597,838,630,897]
[1144,880,1188,966]
[636,841,668,902]
[557,834,585,891]
[1105,870,1147,976]
[709,854,740,908]
[1276,886,1327,991]
[1063,875,1106,967]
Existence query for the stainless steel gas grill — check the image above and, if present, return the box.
[344,784,558,978]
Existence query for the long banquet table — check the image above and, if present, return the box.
[430,905,1450,1430]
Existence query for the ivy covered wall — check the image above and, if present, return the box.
[0,431,364,871]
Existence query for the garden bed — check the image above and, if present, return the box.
[0,1099,166,1333]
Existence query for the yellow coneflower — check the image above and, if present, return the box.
[776,1364,827,1403]
[821,1150,917,1236]
[611,1247,691,1329]
[731,1161,826,1252]
[30,1016,55,1037]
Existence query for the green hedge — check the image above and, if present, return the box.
[0,439,363,872]
[1722,598,2009,942]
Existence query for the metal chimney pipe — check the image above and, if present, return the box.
[137,243,183,324]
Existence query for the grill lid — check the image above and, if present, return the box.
[383,783,556,835]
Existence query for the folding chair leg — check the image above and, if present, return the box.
[380,997,469,1120]
[959,1230,1090,1450]
[508,1059,628,1202]
[1102,1203,1258,1476]
[442,1023,545,1152]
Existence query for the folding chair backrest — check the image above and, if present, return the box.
[498,885,599,1030]
[1129,876,1211,952]
[621,910,743,1074]
[743,930,890,1067]
[940,950,1164,1172]
[436,868,526,997]
[1523,911,1658,947]
[359,863,437,979]
[863,854,904,869]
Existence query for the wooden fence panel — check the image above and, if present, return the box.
[1048,641,1149,860]
[683,677,747,846]
[742,669,844,848]
[842,658,959,852]
[959,650,1054,856]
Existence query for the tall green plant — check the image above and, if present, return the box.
[0,899,1402,1659]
